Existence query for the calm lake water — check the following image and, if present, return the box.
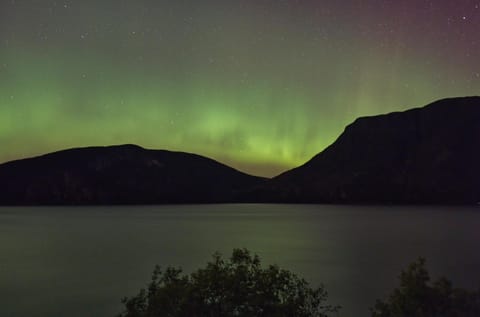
[0,204,479,317]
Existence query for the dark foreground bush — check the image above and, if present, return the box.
[118,248,340,317]
[371,258,480,317]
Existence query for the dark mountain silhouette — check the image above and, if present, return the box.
[251,96,480,204]
[1,97,479,205]
[0,144,265,205]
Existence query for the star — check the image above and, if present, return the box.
[1,0,480,179]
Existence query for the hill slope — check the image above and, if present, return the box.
[255,97,480,204]
[0,144,265,205]
[1,97,479,205]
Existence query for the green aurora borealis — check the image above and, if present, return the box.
[1,1,479,176]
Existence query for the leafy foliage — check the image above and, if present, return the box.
[371,258,480,317]
[119,248,339,317]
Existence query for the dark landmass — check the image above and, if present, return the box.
[0,145,265,205]
[250,96,480,204]
[0,96,479,205]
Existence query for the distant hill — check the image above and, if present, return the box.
[252,96,480,204]
[0,144,265,205]
[1,97,479,205]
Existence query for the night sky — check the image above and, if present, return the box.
[1,1,479,177]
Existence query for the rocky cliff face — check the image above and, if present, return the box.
[0,144,265,205]
[255,97,480,204]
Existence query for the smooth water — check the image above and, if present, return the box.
[0,205,479,317]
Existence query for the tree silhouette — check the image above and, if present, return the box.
[118,248,339,317]
[371,258,480,317]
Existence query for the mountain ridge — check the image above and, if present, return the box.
[259,96,480,204]
[0,144,266,205]
[1,96,479,205]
